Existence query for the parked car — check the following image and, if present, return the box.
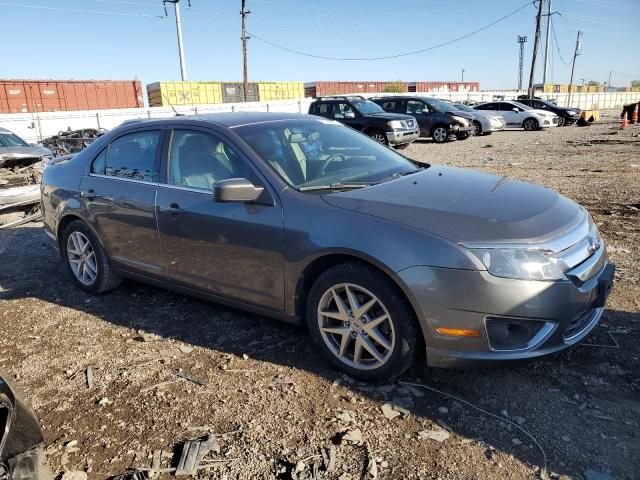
[516,98,581,126]
[450,102,505,135]
[42,113,614,381]
[474,101,559,130]
[373,96,475,143]
[0,127,53,229]
[1,372,51,479]
[308,96,419,149]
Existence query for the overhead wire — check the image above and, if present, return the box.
[0,1,164,18]
[246,0,535,61]
[551,23,572,65]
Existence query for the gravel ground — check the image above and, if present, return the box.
[0,111,638,480]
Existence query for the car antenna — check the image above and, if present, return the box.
[162,94,184,116]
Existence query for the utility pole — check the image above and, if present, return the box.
[608,70,612,88]
[528,0,544,98]
[164,0,188,81]
[542,0,552,84]
[567,30,582,107]
[241,0,250,102]
[461,68,465,83]
[517,36,528,90]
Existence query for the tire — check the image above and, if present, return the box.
[306,262,420,382]
[523,117,539,131]
[61,220,121,293]
[431,125,449,143]
[557,116,566,127]
[368,129,388,146]
[394,143,410,150]
[472,121,482,136]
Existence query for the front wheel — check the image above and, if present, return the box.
[368,129,388,146]
[431,126,449,143]
[523,118,539,131]
[472,121,482,136]
[306,262,419,382]
[62,220,121,293]
[556,116,566,127]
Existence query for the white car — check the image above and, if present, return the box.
[451,103,506,135]
[474,100,559,131]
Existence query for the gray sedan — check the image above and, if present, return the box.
[41,113,614,381]
[450,103,506,135]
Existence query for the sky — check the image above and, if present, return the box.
[2,0,639,91]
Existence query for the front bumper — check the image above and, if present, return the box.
[397,261,615,369]
[386,129,420,146]
[485,121,505,132]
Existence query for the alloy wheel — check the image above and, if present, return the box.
[317,283,395,370]
[433,127,448,143]
[66,231,98,286]
[370,132,387,145]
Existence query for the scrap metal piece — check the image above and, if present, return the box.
[175,435,217,476]
[172,370,208,387]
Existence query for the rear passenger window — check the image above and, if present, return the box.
[382,101,397,111]
[104,131,161,182]
[406,100,424,114]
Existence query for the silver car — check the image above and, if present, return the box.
[41,113,614,381]
[451,102,506,135]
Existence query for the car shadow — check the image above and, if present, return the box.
[1,225,638,479]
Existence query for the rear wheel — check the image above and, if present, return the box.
[431,126,449,143]
[306,262,419,382]
[62,220,121,293]
[368,129,388,146]
[523,118,539,131]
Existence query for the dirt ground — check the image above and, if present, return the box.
[0,112,638,480]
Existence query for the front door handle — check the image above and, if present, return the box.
[80,189,96,200]
[160,203,185,218]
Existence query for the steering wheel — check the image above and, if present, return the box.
[318,153,345,175]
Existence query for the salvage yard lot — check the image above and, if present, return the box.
[1,112,639,479]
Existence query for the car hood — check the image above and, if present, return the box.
[0,146,52,167]
[446,111,474,121]
[367,112,415,121]
[529,109,556,117]
[322,166,583,244]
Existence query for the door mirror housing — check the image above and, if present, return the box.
[512,108,519,112]
[344,111,356,119]
[213,178,264,203]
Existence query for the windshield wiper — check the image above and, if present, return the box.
[298,182,372,192]
[378,168,423,183]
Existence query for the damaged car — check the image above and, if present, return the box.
[0,373,52,479]
[0,128,52,229]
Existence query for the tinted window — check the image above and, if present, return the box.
[476,103,495,110]
[312,102,332,117]
[90,148,107,174]
[167,129,252,191]
[380,100,397,111]
[104,130,161,181]
[406,100,426,115]
[334,102,355,119]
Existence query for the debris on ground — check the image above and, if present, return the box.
[175,435,218,476]
[41,128,106,156]
[417,429,451,442]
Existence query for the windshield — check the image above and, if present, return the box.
[0,131,29,148]
[236,119,419,190]
[452,103,474,113]
[424,99,458,113]
[511,101,532,110]
[351,99,385,115]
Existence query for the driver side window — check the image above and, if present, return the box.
[334,103,354,119]
[406,100,426,115]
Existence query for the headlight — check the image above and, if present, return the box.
[469,248,566,281]
[567,110,578,115]
[451,116,469,127]
[387,120,404,129]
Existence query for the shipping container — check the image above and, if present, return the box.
[221,82,259,103]
[304,81,408,97]
[146,81,223,107]
[257,81,304,101]
[0,79,143,113]
[408,81,480,93]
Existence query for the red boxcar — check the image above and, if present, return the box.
[304,81,408,97]
[0,79,144,113]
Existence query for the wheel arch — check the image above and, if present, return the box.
[293,252,424,338]
[362,125,387,136]
[522,116,539,128]
[56,213,105,252]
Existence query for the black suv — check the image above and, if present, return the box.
[308,96,419,149]
[516,97,581,126]
[373,96,475,143]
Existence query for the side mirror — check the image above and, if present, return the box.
[213,178,264,203]
[512,108,519,112]
[344,111,356,119]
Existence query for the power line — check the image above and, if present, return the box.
[0,2,164,17]
[551,23,572,65]
[247,0,535,62]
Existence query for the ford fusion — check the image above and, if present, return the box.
[41,113,614,381]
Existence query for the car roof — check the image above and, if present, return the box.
[0,126,13,133]
[119,112,315,129]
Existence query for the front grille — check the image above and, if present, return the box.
[564,308,596,341]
